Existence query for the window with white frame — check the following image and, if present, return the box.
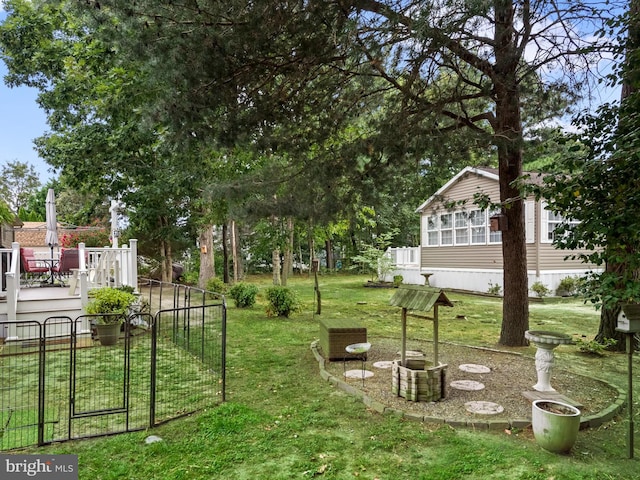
[440,213,453,245]
[488,208,502,243]
[454,212,469,245]
[470,209,486,244]
[422,208,503,246]
[542,206,579,243]
[426,214,439,246]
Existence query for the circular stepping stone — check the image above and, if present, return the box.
[450,380,485,391]
[459,364,491,374]
[373,361,394,369]
[465,401,504,415]
[344,369,374,379]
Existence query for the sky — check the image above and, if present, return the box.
[0,10,53,184]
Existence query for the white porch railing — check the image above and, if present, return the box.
[385,246,420,266]
[3,240,138,325]
[383,246,423,285]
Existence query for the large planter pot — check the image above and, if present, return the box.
[95,323,121,346]
[532,399,581,453]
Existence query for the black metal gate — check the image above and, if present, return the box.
[0,300,226,450]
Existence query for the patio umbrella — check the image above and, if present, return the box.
[45,188,58,258]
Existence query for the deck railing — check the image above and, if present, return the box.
[385,246,420,266]
[3,240,139,322]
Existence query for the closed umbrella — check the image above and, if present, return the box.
[45,188,58,258]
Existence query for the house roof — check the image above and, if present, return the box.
[415,166,545,213]
[415,166,499,213]
[14,221,49,247]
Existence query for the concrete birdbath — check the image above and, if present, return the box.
[525,330,573,392]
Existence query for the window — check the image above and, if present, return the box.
[426,214,439,246]
[422,207,504,247]
[470,210,486,244]
[488,208,502,243]
[440,213,453,245]
[454,212,469,245]
[542,207,579,243]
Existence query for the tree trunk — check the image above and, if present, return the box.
[325,239,334,271]
[272,249,281,285]
[495,0,529,346]
[197,225,214,289]
[222,223,229,284]
[282,217,294,284]
[231,219,240,282]
[595,300,626,351]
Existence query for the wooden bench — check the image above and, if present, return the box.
[318,318,367,361]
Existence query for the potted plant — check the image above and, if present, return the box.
[532,399,581,453]
[85,286,137,345]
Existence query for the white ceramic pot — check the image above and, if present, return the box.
[532,399,581,453]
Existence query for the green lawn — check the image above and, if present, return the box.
[10,274,639,479]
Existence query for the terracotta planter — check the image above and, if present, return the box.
[95,323,121,346]
[532,399,581,453]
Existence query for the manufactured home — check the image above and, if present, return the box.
[408,166,595,294]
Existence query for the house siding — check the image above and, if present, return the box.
[416,167,599,294]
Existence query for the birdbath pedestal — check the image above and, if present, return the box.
[525,330,573,392]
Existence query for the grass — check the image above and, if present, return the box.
[1,325,221,450]
[7,274,639,479]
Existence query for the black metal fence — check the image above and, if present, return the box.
[0,281,226,450]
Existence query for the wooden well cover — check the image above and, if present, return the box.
[389,285,453,311]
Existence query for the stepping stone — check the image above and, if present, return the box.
[450,380,485,391]
[465,401,504,415]
[373,361,394,369]
[459,364,491,374]
[344,369,374,379]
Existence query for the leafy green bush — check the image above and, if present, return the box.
[531,281,551,298]
[265,286,301,317]
[393,275,403,287]
[229,282,259,308]
[574,336,617,355]
[85,286,137,324]
[556,276,579,296]
[206,277,228,295]
[487,281,502,295]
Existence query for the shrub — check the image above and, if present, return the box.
[265,286,301,317]
[531,281,551,298]
[556,276,579,296]
[487,281,502,295]
[574,336,617,355]
[229,282,259,308]
[60,228,111,248]
[393,275,403,287]
[206,277,228,296]
[85,286,137,324]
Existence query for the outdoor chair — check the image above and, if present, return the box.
[53,248,80,284]
[20,247,49,286]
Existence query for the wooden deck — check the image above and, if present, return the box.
[17,284,80,301]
